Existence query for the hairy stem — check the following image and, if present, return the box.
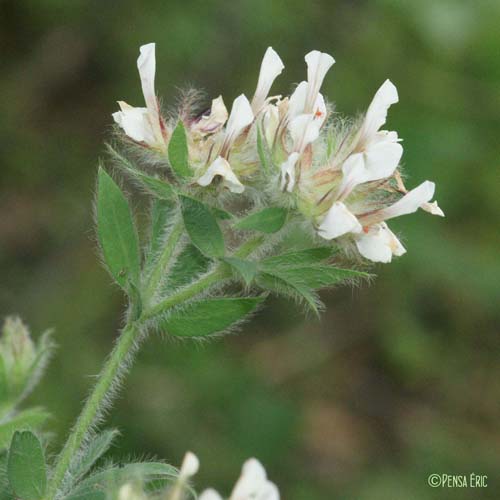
[46,321,142,498]
[144,217,184,303]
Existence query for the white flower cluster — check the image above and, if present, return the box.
[117,452,279,500]
[113,43,444,263]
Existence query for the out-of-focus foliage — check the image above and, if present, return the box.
[0,0,499,498]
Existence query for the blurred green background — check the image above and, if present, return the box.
[1,0,499,498]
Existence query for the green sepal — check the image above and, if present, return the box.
[97,167,141,290]
[235,207,287,233]
[161,297,264,337]
[0,409,50,449]
[180,195,225,258]
[168,121,191,179]
[7,430,47,499]
[260,247,337,269]
[256,126,270,174]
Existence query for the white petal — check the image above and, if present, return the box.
[363,139,403,181]
[252,47,284,113]
[231,458,279,500]
[361,79,399,142]
[179,451,199,479]
[112,101,156,145]
[197,156,245,193]
[225,94,254,145]
[421,200,445,216]
[304,50,335,113]
[192,96,228,135]
[137,43,158,121]
[317,202,362,240]
[355,222,406,263]
[289,114,321,153]
[262,104,280,146]
[199,489,224,500]
[382,180,435,220]
[288,81,308,120]
[280,152,300,192]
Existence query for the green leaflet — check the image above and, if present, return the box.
[0,409,50,449]
[161,297,264,337]
[260,247,337,269]
[67,462,177,500]
[168,121,191,179]
[148,199,175,260]
[223,257,258,286]
[235,207,287,233]
[7,431,47,500]
[180,195,225,258]
[67,429,119,485]
[97,168,140,289]
[107,145,176,200]
[163,244,211,292]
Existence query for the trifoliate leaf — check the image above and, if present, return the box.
[168,121,191,179]
[235,207,287,233]
[161,297,264,337]
[223,257,257,286]
[7,431,46,499]
[97,168,140,289]
[180,195,225,258]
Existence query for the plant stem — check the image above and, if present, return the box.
[144,218,184,303]
[45,321,141,498]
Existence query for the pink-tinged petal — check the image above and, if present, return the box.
[197,156,245,193]
[382,180,435,220]
[360,79,398,143]
[137,43,158,120]
[318,201,362,240]
[355,222,406,263]
[252,47,284,113]
[225,94,254,145]
[421,200,445,216]
[304,50,335,113]
[112,101,156,145]
[199,489,223,500]
[192,96,228,135]
[280,152,300,192]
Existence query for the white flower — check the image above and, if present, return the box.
[317,201,362,240]
[179,451,200,479]
[280,152,300,192]
[112,43,165,150]
[220,94,254,156]
[252,47,284,114]
[421,201,445,216]
[192,96,228,136]
[262,104,280,147]
[197,156,245,193]
[199,458,279,500]
[289,113,322,153]
[118,483,147,500]
[355,222,406,263]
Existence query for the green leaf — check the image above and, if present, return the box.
[161,297,264,337]
[97,168,140,289]
[168,121,191,179]
[67,462,177,500]
[224,257,257,286]
[256,272,320,314]
[180,195,225,257]
[148,199,175,259]
[0,409,50,449]
[235,207,287,233]
[212,206,233,220]
[7,431,46,499]
[256,127,270,174]
[261,247,337,269]
[163,244,211,293]
[68,429,119,485]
